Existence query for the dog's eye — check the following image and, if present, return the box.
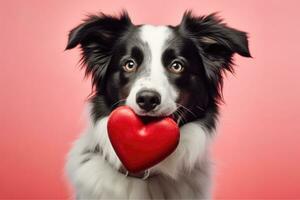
[168,61,184,74]
[122,60,137,73]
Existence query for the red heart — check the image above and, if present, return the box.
[107,106,180,173]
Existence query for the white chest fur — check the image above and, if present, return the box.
[66,112,213,199]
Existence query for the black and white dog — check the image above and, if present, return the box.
[65,11,251,199]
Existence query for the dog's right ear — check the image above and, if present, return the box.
[66,11,132,50]
[65,12,132,89]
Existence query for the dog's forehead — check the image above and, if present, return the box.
[137,25,173,54]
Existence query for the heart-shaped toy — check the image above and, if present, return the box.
[107,106,180,173]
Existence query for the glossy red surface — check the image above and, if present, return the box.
[107,106,180,172]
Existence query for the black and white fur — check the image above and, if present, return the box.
[65,11,251,199]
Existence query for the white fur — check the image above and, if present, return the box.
[126,25,178,117]
[66,109,213,199]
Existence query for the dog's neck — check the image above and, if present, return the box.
[88,144,159,180]
[87,113,213,180]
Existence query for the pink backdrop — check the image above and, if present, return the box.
[1,0,300,198]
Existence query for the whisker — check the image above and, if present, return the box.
[172,111,181,125]
[110,99,126,109]
[172,110,181,124]
[196,106,205,111]
[176,103,197,117]
[175,108,187,124]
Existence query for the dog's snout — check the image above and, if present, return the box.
[136,90,161,112]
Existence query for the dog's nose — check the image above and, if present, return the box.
[136,90,161,112]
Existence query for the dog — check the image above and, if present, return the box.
[65,11,251,199]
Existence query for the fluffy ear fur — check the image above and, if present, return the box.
[178,11,251,101]
[65,12,132,90]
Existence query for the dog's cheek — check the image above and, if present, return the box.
[119,72,136,100]
[177,90,190,106]
[119,84,131,100]
[176,74,209,109]
[102,71,122,105]
[171,75,190,105]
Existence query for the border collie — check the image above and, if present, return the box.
[65,11,251,199]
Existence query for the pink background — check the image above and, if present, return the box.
[1,0,300,199]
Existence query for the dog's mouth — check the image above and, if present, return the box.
[135,107,192,126]
[138,115,167,124]
[119,101,179,122]
[133,108,175,118]
[132,108,179,124]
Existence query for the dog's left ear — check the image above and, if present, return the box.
[178,11,251,74]
[178,11,251,100]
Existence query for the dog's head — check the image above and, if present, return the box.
[66,11,250,129]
